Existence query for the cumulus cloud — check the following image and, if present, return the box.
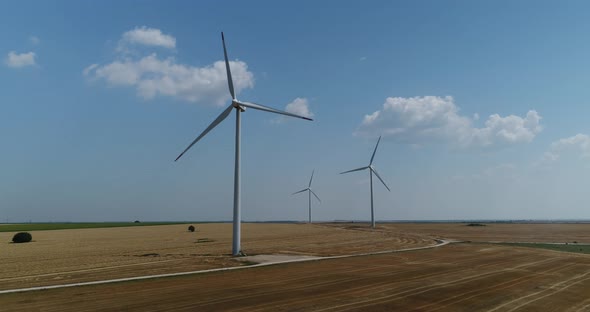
[354,96,542,149]
[273,98,313,123]
[85,27,255,105]
[121,26,176,49]
[84,54,253,105]
[5,51,36,68]
[539,134,590,164]
[286,98,313,118]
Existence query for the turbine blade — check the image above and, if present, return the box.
[308,169,315,187]
[310,189,321,203]
[340,166,369,175]
[292,188,308,195]
[175,105,234,161]
[238,101,313,121]
[370,135,382,165]
[221,32,235,100]
[371,167,391,192]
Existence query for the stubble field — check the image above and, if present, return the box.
[2,222,590,311]
[0,222,432,291]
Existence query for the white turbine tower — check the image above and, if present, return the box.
[340,136,390,228]
[175,32,312,256]
[292,170,321,223]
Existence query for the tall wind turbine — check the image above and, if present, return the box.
[175,32,312,256]
[340,136,390,228]
[292,170,321,223]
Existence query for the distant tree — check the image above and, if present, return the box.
[188,225,195,232]
[134,220,140,223]
[12,232,32,243]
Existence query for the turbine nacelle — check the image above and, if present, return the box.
[232,101,246,112]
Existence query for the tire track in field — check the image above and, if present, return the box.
[240,268,462,312]
[168,257,410,303]
[414,262,579,311]
[181,247,487,310]
[237,254,547,312]
[191,263,418,309]
[112,255,446,311]
[0,259,183,282]
[488,269,590,312]
[566,298,590,312]
[567,297,590,312]
[242,267,477,312]
[313,257,561,312]
[333,256,561,312]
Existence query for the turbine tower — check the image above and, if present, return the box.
[292,170,321,223]
[340,136,390,228]
[175,32,312,256]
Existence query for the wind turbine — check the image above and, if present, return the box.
[292,170,321,223]
[175,32,312,256]
[340,136,390,228]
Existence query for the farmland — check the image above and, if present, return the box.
[387,222,590,244]
[496,242,590,255]
[0,223,432,291]
[0,222,188,232]
[2,222,590,311]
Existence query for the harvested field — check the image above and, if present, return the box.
[0,222,186,232]
[4,222,590,311]
[3,243,590,311]
[0,223,432,290]
[384,222,590,244]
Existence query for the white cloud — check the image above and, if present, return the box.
[121,26,176,49]
[273,98,313,123]
[85,54,254,105]
[354,96,542,149]
[83,64,98,76]
[360,56,367,61]
[5,51,36,68]
[286,98,313,118]
[85,27,255,105]
[29,36,40,45]
[539,134,590,164]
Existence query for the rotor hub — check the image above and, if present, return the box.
[232,101,245,112]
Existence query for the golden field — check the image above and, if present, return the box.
[0,223,432,290]
[2,222,590,311]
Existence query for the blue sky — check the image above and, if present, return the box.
[3,1,590,222]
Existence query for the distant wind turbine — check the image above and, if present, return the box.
[340,136,390,228]
[292,170,321,223]
[175,32,313,256]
